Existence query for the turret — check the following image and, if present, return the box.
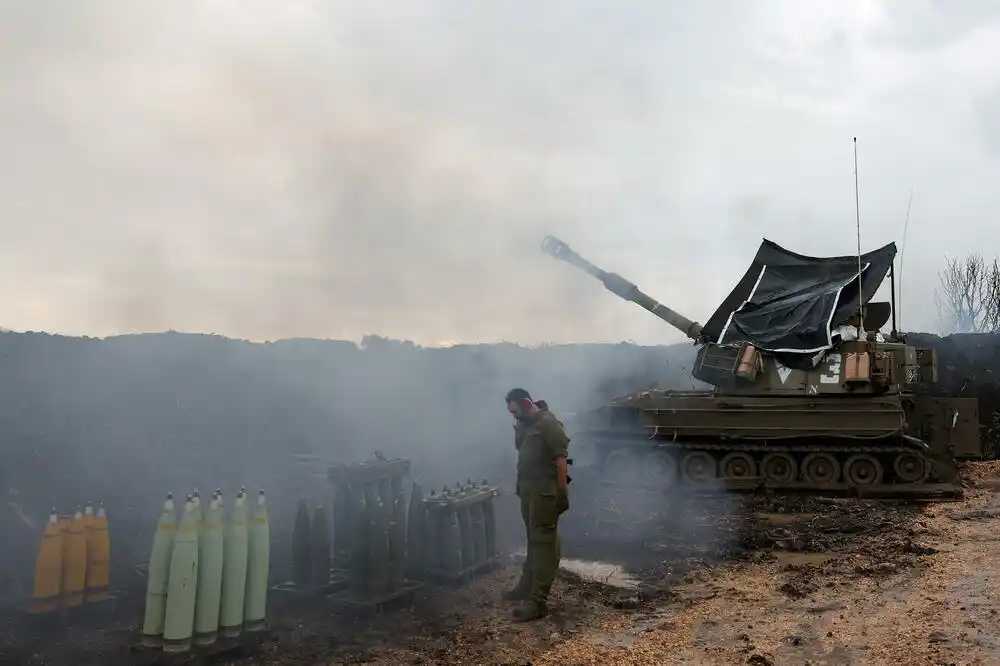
[541,236,703,341]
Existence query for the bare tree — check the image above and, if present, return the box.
[935,253,1000,333]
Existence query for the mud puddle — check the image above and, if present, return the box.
[757,512,817,525]
[512,549,640,589]
[768,550,834,567]
[560,558,640,589]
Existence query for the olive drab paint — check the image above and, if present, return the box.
[292,500,312,588]
[470,500,486,564]
[351,494,370,595]
[332,483,352,569]
[310,504,331,589]
[388,478,407,592]
[539,234,975,500]
[482,479,497,558]
[405,481,424,576]
[367,485,390,595]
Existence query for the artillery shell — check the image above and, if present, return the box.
[421,503,440,572]
[163,497,199,652]
[369,490,391,595]
[142,495,176,647]
[193,496,224,646]
[62,507,87,607]
[483,491,497,558]
[469,502,486,566]
[388,478,406,592]
[388,496,405,592]
[456,506,473,571]
[29,509,62,615]
[406,481,424,576]
[439,507,462,574]
[85,502,111,604]
[311,504,331,589]
[292,500,312,588]
[351,492,371,595]
[332,483,353,569]
[219,489,249,639]
[243,490,270,633]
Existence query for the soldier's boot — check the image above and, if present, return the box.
[502,578,532,601]
[503,542,534,601]
[513,528,557,622]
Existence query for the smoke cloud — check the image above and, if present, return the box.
[0,1,746,345]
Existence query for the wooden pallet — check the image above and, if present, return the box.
[271,568,351,596]
[130,628,271,665]
[416,556,503,587]
[326,580,423,615]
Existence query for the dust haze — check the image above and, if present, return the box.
[0,0,710,345]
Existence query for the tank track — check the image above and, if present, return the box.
[591,438,962,500]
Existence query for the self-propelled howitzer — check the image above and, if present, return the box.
[540,235,982,499]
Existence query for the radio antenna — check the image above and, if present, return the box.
[898,188,914,330]
[853,137,865,335]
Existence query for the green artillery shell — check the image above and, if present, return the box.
[405,481,424,576]
[332,483,352,569]
[482,488,497,558]
[215,490,226,525]
[469,501,486,566]
[311,504,331,589]
[243,490,270,632]
[141,494,176,647]
[456,505,473,571]
[292,500,312,588]
[193,496,225,646]
[388,476,406,590]
[162,497,200,653]
[369,489,391,595]
[219,490,249,638]
[191,490,203,525]
[351,493,371,595]
[440,507,462,574]
[421,502,440,572]
[388,495,406,592]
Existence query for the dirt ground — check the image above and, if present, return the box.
[9,464,1000,665]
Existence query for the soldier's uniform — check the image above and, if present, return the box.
[506,409,569,620]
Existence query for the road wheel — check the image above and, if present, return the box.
[720,452,757,479]
[893,451,929,483]
[680,451,718,483]
[844,454,884,486]
[761,452,797,484]
[642,451,678,487]
[801,453,841,484]
[603,448,641,483]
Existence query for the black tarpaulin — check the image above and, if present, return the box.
[701,239,897,354]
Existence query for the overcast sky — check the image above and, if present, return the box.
[1,1,999,345]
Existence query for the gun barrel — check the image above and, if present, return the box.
[540,236,703,340]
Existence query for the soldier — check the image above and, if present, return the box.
[502,388,569,622]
